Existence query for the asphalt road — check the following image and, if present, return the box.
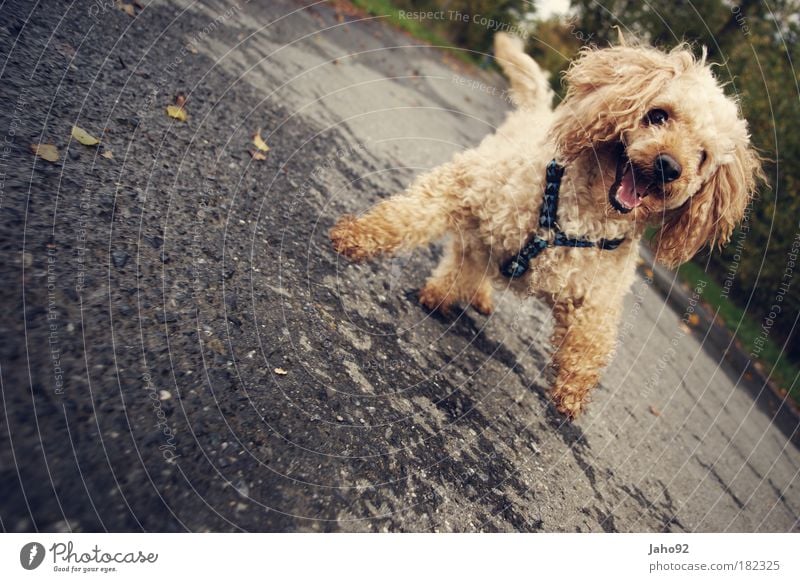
[1,0,798,532]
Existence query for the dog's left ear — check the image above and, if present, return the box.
[653,141,763,268]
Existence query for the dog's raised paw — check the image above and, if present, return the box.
[330,215,372,262]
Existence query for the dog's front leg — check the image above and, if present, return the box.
[549,297,621,419]
[330,161,464,262]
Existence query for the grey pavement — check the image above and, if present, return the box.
[0,0,798,532]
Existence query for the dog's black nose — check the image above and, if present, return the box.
[654,154,682,183]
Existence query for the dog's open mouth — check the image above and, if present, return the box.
[609,147,651,214]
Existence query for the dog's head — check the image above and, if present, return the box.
[552,43,764,267]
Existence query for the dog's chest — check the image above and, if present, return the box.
[488,240,637,301]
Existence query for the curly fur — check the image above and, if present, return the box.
[330,33,764,419]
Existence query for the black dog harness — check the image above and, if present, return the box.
[500,160,626,279]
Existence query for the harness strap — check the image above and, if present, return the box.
[500,160,625,279]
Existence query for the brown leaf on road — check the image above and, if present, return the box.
[30,143,60,162]
[71,125,100,146]
[649,405,661,417]
[115,0,136,17]
[101,150,114,159]
[56,42,76,60]
[205,337,226,355]
[249,149,267,161]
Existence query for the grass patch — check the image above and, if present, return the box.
[677,260,799,403]
[348,0,479,66]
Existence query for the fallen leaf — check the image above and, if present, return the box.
[249,149,267,161]
[30,143,60,162]
[206,337,225,355]
[101,150,114,159]
[252,128,270,153]
[643,267,654,279]
[174,93,187,108]
[274,367,288,376]
[56,42,76,60]
[166,105,187,121]
[649,405,661,417]
[687,313,700,327]
[116,0,136,16]
[71,125,100,146]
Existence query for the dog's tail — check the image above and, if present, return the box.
[493,33,552,110]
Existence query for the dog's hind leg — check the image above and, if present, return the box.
[330,161,465,262]
[549,297,621,419]
[418,239,493,316]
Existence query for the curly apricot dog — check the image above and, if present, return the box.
[330,33,763,419]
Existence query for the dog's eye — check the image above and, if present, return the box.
[645,109,669,126]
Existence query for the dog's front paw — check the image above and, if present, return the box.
[551,383,591,420]
[418,283,454,315]
[470,291,494,316]
[330,215,373,262]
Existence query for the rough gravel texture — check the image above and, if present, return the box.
[1,0,798,532]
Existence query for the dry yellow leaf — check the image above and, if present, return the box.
[30,143,60,162]
[249,149,267,161]
[687,313,700,326]
[101,150,114,160]
[71,125,100,146]
[166,105,187,121]
[252,128,270,153]
[274,367,288,376]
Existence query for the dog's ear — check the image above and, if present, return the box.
[653,141,763,268]
[552,46,694,160]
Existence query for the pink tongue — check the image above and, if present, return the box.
[616,168,645,209]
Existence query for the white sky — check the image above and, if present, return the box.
[535,0,571,19]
